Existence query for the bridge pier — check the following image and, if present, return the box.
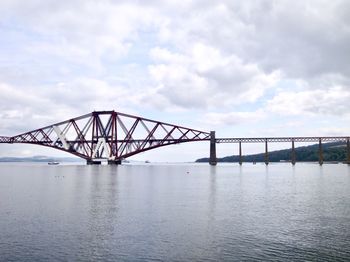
[239,141,242,165]
[108,159,122,165]
[209,131,217,166]
[291,140,296,165]
[264,139,269,165]
[347,139,350,165]
[87,160,101,165]
[319,138,323,165]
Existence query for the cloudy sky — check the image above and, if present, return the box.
[0,0,350,161]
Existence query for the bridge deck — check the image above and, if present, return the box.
[1,136,349,144]
[216,136,350,143]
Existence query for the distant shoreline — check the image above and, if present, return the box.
[196,141,349,163]
[0,156,82,163]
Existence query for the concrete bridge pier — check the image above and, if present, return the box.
[291,140,296,165]
[209,131,217,166]
[264,139,269,165]
[239,141,242,165]
[87,160,101,165]
[319,138,323,165]
[108,159,122,165]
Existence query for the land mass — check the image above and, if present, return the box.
[0,155,82,163]
[196,141,349,163]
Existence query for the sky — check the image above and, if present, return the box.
[0,0,350,162]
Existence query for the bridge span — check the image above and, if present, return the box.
[0,111,210,164]
[0,110,349,165]
[210,132,350,165]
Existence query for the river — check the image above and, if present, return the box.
[0,163,349,261]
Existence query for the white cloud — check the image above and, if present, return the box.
[202,110,265,127]
[318,127,350,136]
[0,78,142,135]
[0,0,164,71]
[267,86,350,116]
[149,1,350,102]
[161,1,350,80]
[147,44,280,109]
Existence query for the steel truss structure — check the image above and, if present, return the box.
[0,136,11,143]
[214,136,350,166]
[0,111,210,162]
[216,136,350,143]
[1,111,350,165]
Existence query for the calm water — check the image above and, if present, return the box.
[0,163,350,261]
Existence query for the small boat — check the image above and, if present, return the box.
[48,162,60,165]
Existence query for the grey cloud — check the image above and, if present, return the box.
[2,0,349,83]
[143,0,350,112]
[147,45,279,109]
[1,0,349,124]
[232,1,350,80]
[156,1,350,82]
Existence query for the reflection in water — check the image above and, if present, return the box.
[0,163,350,261]
[208,165,217,221]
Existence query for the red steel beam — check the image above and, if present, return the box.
[0,111,210,161]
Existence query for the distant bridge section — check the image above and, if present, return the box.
[209,133,350,165]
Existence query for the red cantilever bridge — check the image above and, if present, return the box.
[0,110,349,165]
[0,111,211,164]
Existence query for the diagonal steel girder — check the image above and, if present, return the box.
[0,111,211,161]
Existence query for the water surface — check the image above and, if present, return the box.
[0,163,349,261]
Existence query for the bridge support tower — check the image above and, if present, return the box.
[108,160,122,165]
[264,139,269,165]
[239,141,242,165]
[291,140,296,165]
[209,131,217,166]
[319,139,323,165]
[87,160,101,165]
